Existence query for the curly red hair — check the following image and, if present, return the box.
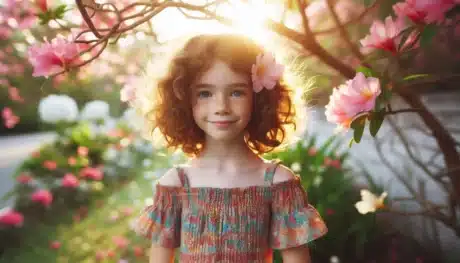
[144,34,296,157]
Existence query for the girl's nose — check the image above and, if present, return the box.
[214,93,230,115]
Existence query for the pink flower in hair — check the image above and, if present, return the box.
[251,52,284,93]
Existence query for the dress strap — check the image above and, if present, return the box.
[176,166,190,188]
[264,159,281,185]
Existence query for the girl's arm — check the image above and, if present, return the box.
[148,168,183,263]
[149,245,176,263]
[280,245,311,263]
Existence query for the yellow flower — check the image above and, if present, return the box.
[355,189,387,214]
[91,182,104,192]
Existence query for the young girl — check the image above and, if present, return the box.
[135,34,327,263]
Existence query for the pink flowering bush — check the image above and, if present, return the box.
[324,0,460,145]
[27,35,83,78]
[325,72,381,130]
[0,118,155,253]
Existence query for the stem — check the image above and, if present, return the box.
[385,108,422,115]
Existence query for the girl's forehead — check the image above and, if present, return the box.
[195,60,249,85]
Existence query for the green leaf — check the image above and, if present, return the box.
[369,111,385,137]
[350,114,367,143]
[403,73,431,81]
[362,0,374,7]
[355,66,375,77]
[420,24,437,48]
[348,138,355,148]
[54,4,68,15]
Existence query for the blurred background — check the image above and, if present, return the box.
[1,0,459,262]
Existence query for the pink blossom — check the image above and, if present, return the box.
[49,241,61,250]
[68,157,77,166]
[80,167,104,181]
[8,87,24,103]
[16,173,33,184]
[133,246,144,257]
[4,116,19,128]
[120,80,137,103]
[121,207,133,216]
[0,26,13,39]
[2,107,20,129]
[0,62,9,74]
[31,189,53,207]
[77,146,89,157]
[36,0,48,12]
[95,250,106,261]
[251,52,284,93]
[308,148,317,156]
[43,160,57,170]
[393,0,455,24]
[112,236,129,249]
[0,208,24,227]
[2,108,14,119]
[0,78,10,86]
[62,173,79,188]
[27,35,82,77]
[1,0,37,30]
[360,16,408,54]
[325,72,381,129]
[324,158,342,169]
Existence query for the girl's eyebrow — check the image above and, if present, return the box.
[193,82,249,89]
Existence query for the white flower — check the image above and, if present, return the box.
[330,255,340,263]
[290,162,302,173]
[104,147,118,161]
[80,100,110,121]
[121,107,143,131]
[355,189,387,214]
[142,159,152,167]
[119,151,133,168]
[301,139,310,148]
[312,176,322,187]
[38,94,78,124]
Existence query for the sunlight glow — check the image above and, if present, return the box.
[152,0,282,45]
[219,0,282,44]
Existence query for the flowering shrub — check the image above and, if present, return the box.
[0,114,155,254]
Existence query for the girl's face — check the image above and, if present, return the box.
[191,60,253,143]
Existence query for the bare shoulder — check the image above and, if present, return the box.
[272,163,297,184]
[156,167,182,187]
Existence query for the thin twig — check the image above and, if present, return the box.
[313,0,383,36]
[386,108,423,115]
[325,0,365,62]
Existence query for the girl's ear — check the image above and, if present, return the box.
[172,75,185,100]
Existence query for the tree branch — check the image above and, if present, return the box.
[325,0,365,62]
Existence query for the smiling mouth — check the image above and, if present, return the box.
[208,120,237,128]
[210,121,236,124]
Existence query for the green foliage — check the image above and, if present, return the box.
[402,73,431,81]
[356,66,376,78]
[38,4,70,25]
[369,110,384,137]
[350,114,367,143]
[420,24,438,48]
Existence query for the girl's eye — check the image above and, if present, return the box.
[197,91,211,98]
[231,90,245,97]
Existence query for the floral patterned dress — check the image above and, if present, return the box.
[135,161,328,263]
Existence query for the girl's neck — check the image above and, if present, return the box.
[191,137,264,172]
